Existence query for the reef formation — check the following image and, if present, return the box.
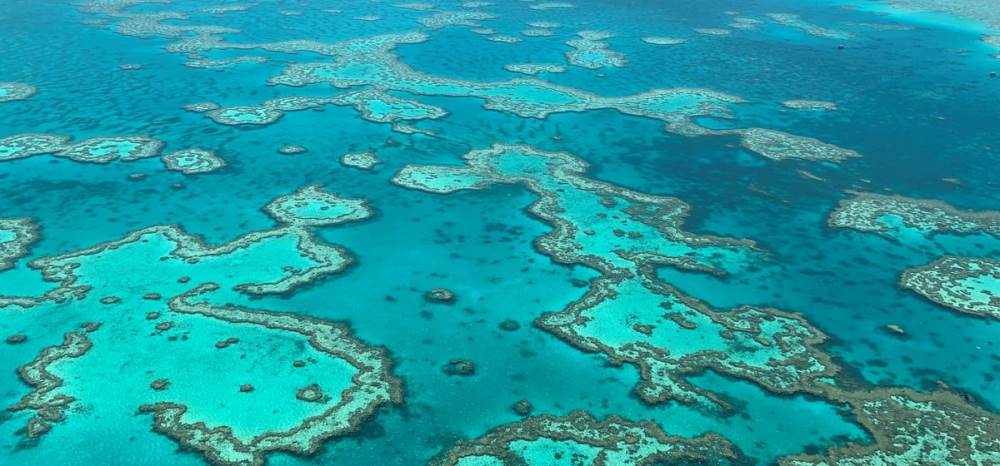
[69,1,862,166]
[0,217,39,271]
[829,192,999,324]
[0,133,163,164]
[900,256,1000,321]
[781,388,1000,465]
[432,411,739,466]
[2,1,994,465]
[0,186,400,465]
[393,143,838,406]
[828,192,1000,238]
[341,150,382,170]
[0,82,36,103]
[392,143,1000,464]
[161,148,226,175]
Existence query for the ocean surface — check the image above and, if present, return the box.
[0,1,998,465]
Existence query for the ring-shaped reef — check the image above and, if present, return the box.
[341,150,382,170]
[565,31,626,69]
[262,185,373,227]
[56,136,163,163]
[0,82,37,103]
[431,411,740,466]
[0,214,353,309]
[392,143,840,407]
[828,192,1000,239]
[161,148,226,174]
[203,90,447,134]
[900,256,1000,321]
[144,284,402,466]
[0,188,399,465]
[204,96,338,127]
[0,217,39,271]
[0,133,70,161]
[0,133,163,164]
[330,88,447,132]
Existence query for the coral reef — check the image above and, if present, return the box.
[432,411,738,466]
[0,217,39,271]
[900,256,999,320]
[161,148,226,174]
[0,82,37,103]
[828,192,1000,238]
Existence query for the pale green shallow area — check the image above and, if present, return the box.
[64,308,358,439]
[333,89,447,123]
[217,108,273,124]
[830,194,1000,320]
[0,82,35,102]
[264,185,373,226]
[363,98,432,119]
[433,410,739,465]
[271,38,864,164]
[279,58,723,121]
[67,140,139,160]
[161,149,225,174]
[828,193,999,239]
[0,214,384,466]
[901,256,1000,320]
[393,144,832,407]
[169,154,204,169]
[0,134,67,161]
[454,456,505,466]
[509,438,603,464]
[1,134,161,164]
[57,229,325,296]
[286,199,357,222]
[2,0,1000,464]
[957,273,1000,307]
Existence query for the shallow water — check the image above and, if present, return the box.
[0,1,998,465]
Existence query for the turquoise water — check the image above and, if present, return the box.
[1,0,998,465]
